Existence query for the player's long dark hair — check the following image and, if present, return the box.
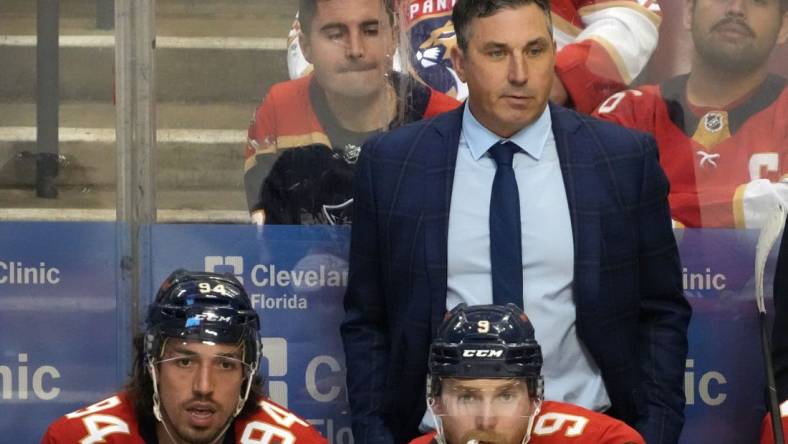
[124,334,265,423]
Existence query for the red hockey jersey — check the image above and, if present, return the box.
[593,74,788,228]
[42,392,327,444]
[409,400,644,444]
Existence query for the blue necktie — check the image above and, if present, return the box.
[489,141,523,309]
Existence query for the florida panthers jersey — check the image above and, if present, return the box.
[288,0,660,113]
[244,74,459,225]
[759,401,788,444]
[409,401,645,444]
[42,393,327,444]
[593,74,788,228]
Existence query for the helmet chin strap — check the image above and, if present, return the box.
[148,358,164,423]
[236,359,259,417]
[147,358,237,444]
[427,398,448,444]
[520,400,542,444]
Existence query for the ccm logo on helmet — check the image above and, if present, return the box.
[188,313,232,323]
[462,349,503,358]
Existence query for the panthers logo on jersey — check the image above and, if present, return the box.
[414,20,454,70]
[409,17,468,100]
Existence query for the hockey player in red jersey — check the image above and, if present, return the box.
[288,0,661,113]
[593,0,788,228]
[244,0,459,225]
[42,270,327,444]
[410,304,645,444]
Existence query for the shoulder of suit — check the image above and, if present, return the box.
[554,103,656,155]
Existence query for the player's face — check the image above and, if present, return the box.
[434,378,534,444]
[451,4,555,138]
[301,0,395,100]
[686,0,788,73]
[156,340,247,444]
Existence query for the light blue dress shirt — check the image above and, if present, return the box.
[422,103,610,431]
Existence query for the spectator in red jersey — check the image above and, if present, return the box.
[593,0,788,228]
[42,270,326,444]
[244,0,459,225]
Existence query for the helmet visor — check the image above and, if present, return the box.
[154,339,253,382]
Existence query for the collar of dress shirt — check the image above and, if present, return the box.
[461,101,552,162]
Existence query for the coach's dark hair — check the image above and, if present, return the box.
[298,0,396,35]
[452,0,553,50]
[125,334,265,423]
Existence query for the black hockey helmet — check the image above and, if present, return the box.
[429,303,543,397]
[144,269,261,371]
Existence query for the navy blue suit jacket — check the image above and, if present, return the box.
[341,104,691,444]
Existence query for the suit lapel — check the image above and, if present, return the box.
[551,105,601,311]
[423,105,463,335]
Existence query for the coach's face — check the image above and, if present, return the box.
[301,0,395,100]
[451,4,555,138]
